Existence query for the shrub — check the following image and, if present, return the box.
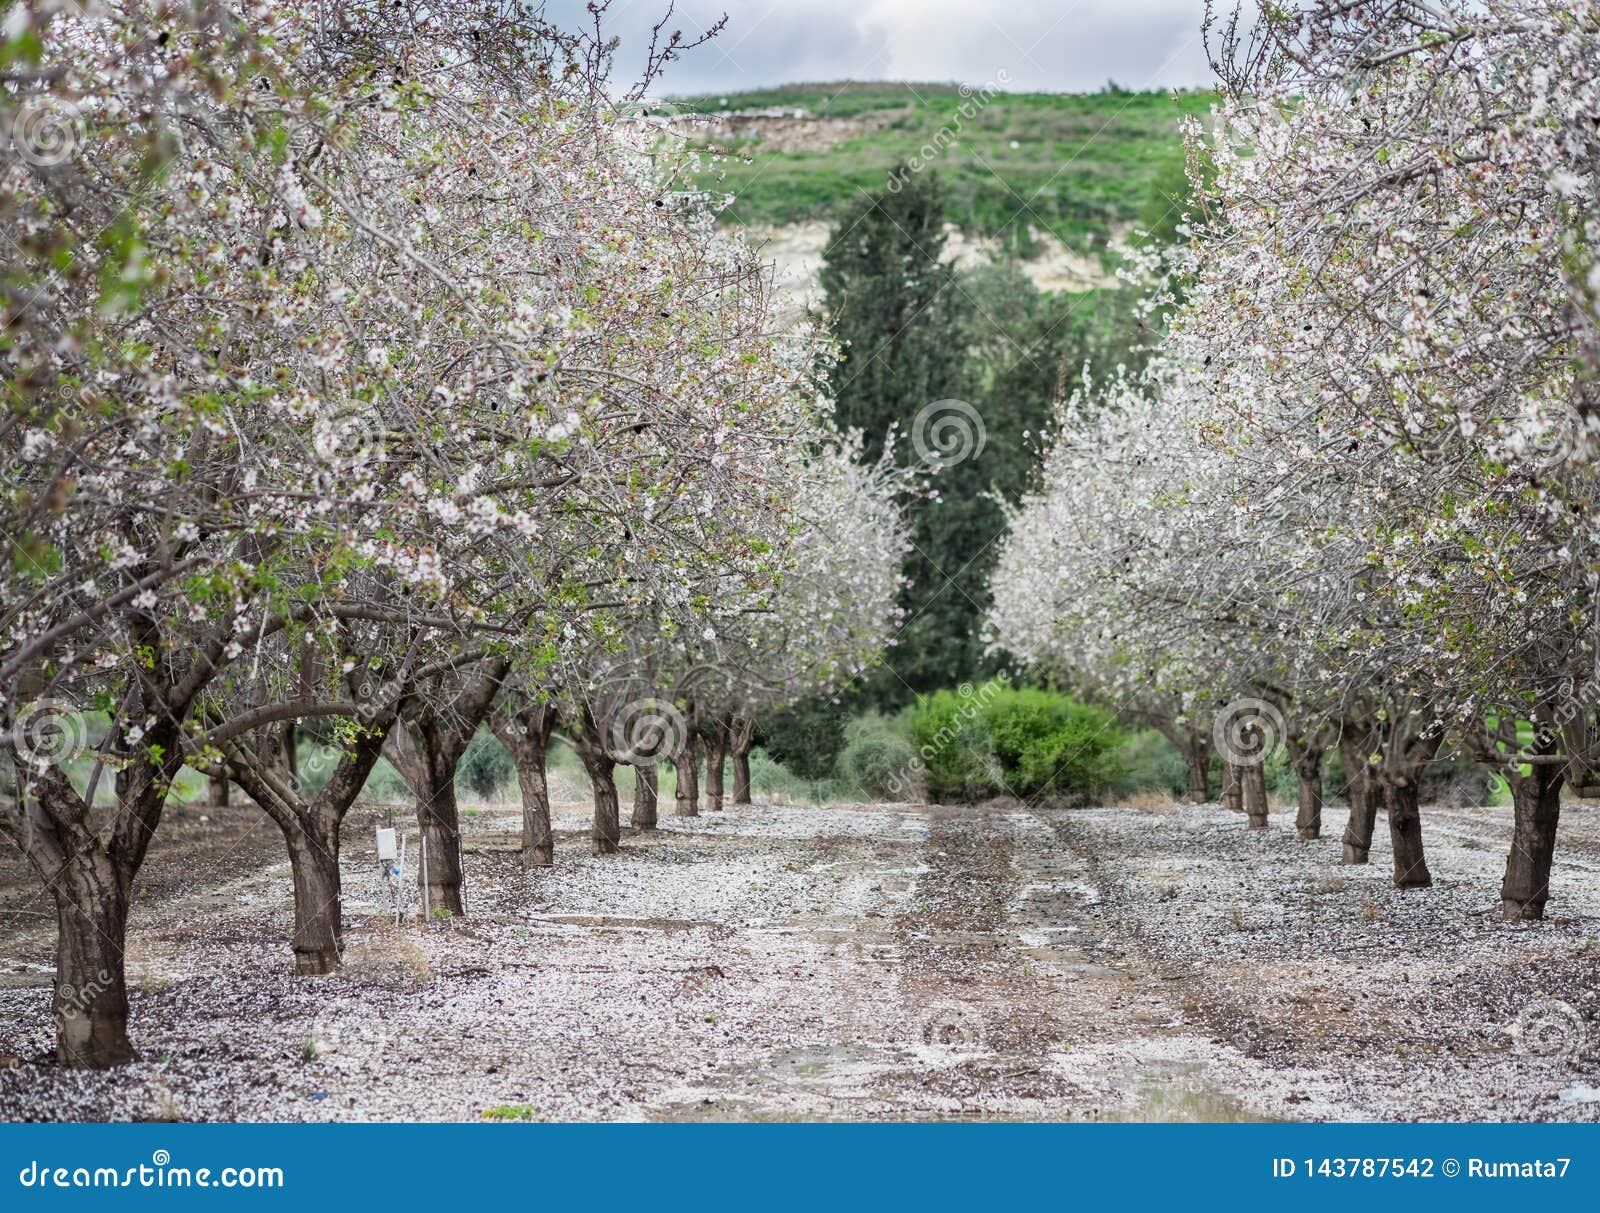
[834,713,917,799]
[1109,729,1189,798]
[747,746,844,804]
[907,686,999,801]
[980,686,1122,799]
[457,728,513,801]
[759,696,848,780]
[906,681,1122,803]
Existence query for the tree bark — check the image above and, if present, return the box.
[492,705,556,868]
[208,772,231,808]
[704,724,728,813]
[1502,763,1564,921]
[673,735,701,817]
[388,661,509,916]
[1182,740,1210,803]
[1290,745,1325,840]
[391,730,468,916]
[1295,770,1323,840]
[1221,760,1243,814]
[1384,780,1432,889]
[284,816,343,975]
[631,763,659,831]
[731,717,756,805]
[257,723,296,790]
[570,708,621,855]
[1241,761,1269,828]
[48,849,135,1068]
[416,772,466,914]
[227,709,393,971]
[19,734,182,1068]
[281,720,298,789]
[588,760,621,855]
[1339,742,1376,864]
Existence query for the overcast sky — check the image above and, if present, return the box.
[546,1,1218,96]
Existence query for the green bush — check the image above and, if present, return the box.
[834,713,917,799]
[906,681,1122,803]
[981,685,1123,799]
[1109,729,1189,798]
[457,728,513,801]
[759,696,848,780]
[747,746,843,804]
[906,686,998,801]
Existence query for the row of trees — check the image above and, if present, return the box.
[0,2,906,1067]
[991,0,1599,914]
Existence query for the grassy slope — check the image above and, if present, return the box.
[674,82,1216,250]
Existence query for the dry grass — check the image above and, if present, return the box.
[1118,790,1179,812]
[343,925,434,985]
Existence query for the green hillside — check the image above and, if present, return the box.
[674,82,1216,251]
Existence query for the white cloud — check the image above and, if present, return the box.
[546,0,1216,95]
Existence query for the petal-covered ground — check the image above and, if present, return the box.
[1,796,1597,1121]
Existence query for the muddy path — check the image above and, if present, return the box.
[0,797,1597,1121]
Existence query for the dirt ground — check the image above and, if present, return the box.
[1,794,1598,1122]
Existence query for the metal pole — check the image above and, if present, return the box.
[420,835,430,922]
[394,831,408,926]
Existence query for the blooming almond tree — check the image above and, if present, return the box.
[0,0,820,1061]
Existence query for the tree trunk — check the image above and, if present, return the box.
[1502,764,1564,921]
[48,851,135,1068]
[281,721,298,787]
[1385,780,1432,889]
[208,772,230,808]
[492,705,556,869]
[632,764,659,831]
[673,737,701,817]
[571,709,621,855]
[1340,746,1376,864]
[1291,746,1324,840]
[1295,771,1323,840]
[1183,740,1210,803]
[1241,761,1269,828]
[732,750,753,805]
[389,663,508,916]
[731,717,756,805]
[1221,760,1243,814]
[284,817,343,975]
[415,777,466,914]
[515,750,554,867]
[389,719,471,917]
[587,758,620,855]
[227,709,394,970]
[704,726,728,813]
